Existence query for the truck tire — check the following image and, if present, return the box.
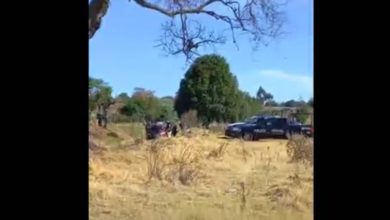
[243,132,253,141]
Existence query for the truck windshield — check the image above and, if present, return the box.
[245,116,259,124]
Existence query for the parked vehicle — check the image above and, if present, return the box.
[225,115,312,141]
[301,124,313,137]
[145,121,169,140]
[145,120,178,140]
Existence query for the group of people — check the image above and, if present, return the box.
[145,119,184,139]
[94,109,185,140]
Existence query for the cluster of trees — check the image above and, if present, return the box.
[260,98,313,123]
[89,79,178,123]
[118,88,178,122]
[174,54,313,125]
[89,54,313,125]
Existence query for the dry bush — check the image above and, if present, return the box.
[106,131,119,138]
[208,121,227,134]
[181,110,199,129]
[134,137,144,145]
[240,141,251,162]
[109,113,132,123]
[207,142,228,159]
[239,181,251,212]
[146,140,201,185]
[146,140,170,181]
[171,144,200,185]
[178,164,199,185]
[287,173,302,186]
[126,123,146,140]
[286,135,313,165]
[264,175,313,211]
[89,138,106,159]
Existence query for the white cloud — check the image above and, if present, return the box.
[259,70,313,89]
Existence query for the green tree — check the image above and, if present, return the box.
[89,77,113,115]
[281,99,306,108]
[174,54,240,125]
[116,92,130,102]
[159,97,179,122]
[130,88,161,121]
[266,100,279,107]
[295,106,310,124]
[279,98,311,124]
[237,91,261,121]
[119,88,179,122]
[120,98,145,122]
[256,86,274,106]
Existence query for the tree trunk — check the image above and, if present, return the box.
[89,0,110,39]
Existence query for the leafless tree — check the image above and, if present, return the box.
[89,0,287,61]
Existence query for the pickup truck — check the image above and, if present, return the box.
[225,116,312,141]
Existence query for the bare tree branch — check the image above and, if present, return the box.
[89,0,287,60]
[133,0,219,17]
[156,18,226,62]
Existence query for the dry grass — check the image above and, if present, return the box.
[286,135,313,165]
[89,123,313,220]
[207,142,228,159]
[208,122,227,134]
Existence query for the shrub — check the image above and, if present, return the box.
[180,110,199,129]
[286,135,313,165]
[208,121,227,134]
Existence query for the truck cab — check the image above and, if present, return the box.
[249,116,289,139]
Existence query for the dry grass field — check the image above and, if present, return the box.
[89,123,313,220]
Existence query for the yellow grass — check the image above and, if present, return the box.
[89,124,313,220]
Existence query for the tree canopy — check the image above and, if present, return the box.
[256,86,274,106]
[120,88,179,122]
[175,54,250,124]
[89,77,113,114]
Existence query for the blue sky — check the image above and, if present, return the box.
[89,0,313,102]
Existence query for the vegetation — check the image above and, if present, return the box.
[89,55,314,220]
[256,86,274,106]
[89,77,114,118]
[90,55,312,125]
[174,54,241,125]
[89,1,313,219]
[89,124,313,220]
[119,88,178,122]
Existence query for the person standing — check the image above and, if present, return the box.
[172,124,178,137]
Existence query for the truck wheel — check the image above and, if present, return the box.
[243,132,253,141]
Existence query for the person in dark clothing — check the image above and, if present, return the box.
[172,124,178,137]
[145,121,153,140]
[179,122,183,131]
[96,113,101,126]
[166,121,171,131]
[101,108,108,128]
